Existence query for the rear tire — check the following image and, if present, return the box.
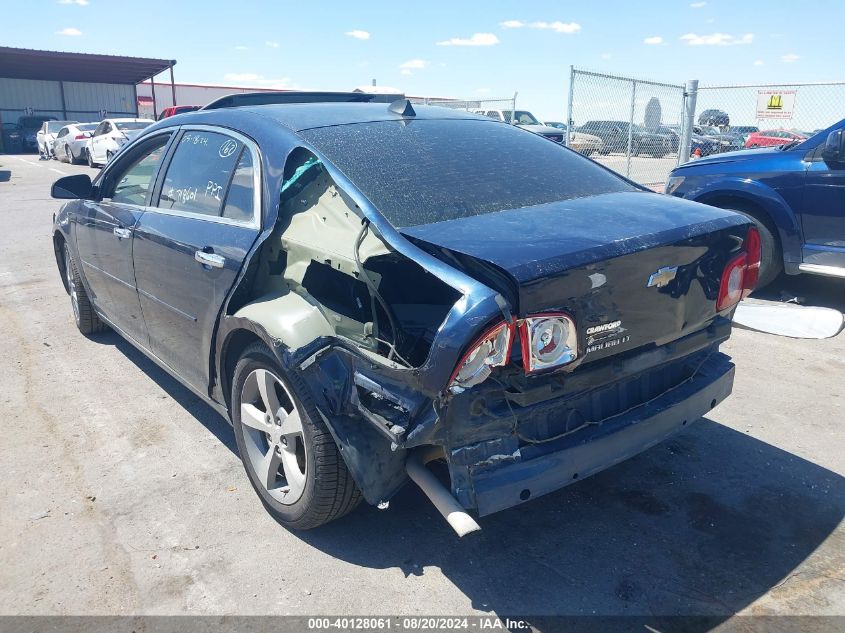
[64,244,105,335]
[231,343,362,530]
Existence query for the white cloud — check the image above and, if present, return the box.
[58,0,89,5]
[265,41,279,48]
[643,36,663,45]
[754,59,764,66]
[679,32,754,46]
[437,32,500,46]
[600,52,612,59]
[399,59,427,75]
[56,27,82,35]
[690,2,707,7]
[234,45,248,51]
[223,73,291,88]
[781,53,800,62]
[501,20,581,34]
[705,18,715,24]
[476,87,492,94]
[399,59,427,70]
[345,30,371,40]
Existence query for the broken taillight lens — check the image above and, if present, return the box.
[519,312,578,374]
[448,321,515,393]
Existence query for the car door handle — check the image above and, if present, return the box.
[194,250,225,269]
[113,227,131,239]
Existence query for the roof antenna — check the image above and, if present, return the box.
[388,99,416,117]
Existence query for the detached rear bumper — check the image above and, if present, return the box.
[470,352,734,516]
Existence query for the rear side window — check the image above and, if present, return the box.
[221,149,255,222]
[302,119,635,228]
[158,131,243,217]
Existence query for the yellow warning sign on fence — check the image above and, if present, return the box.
[756,90,796,119]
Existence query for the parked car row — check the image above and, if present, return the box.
[1,106,202,160]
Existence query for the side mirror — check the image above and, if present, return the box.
[51,174,93,200]
[821,129,845,164]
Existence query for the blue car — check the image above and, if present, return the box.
[666,118,845,287]
[51,96,755,534]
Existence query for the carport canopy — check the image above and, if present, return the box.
[0,46,174,84]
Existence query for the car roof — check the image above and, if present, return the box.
[174,102,486,133]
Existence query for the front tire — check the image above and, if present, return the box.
[231,343,361,530]
[86,148,96,168]
[64,244,105,335]
[725,209,783,289]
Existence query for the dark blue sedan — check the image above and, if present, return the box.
[51,97,755,534]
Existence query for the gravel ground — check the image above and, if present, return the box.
[0,154,843,622]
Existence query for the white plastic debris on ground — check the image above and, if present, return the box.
[733,300,845,339]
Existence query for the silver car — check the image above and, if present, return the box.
[54,123,99,164]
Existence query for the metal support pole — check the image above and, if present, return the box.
[511,91,518,124]
[150,74,157,120]
[679,79,699,165]
[626,80,637,178]
[565,65,575,148]
[169,63,177,108]
[59,81,67,120]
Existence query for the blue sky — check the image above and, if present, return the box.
[6,0,842,120]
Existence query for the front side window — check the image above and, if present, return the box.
[107,134,171,205]
[157,130,243,217]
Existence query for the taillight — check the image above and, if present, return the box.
[717,253,747,311]
[74,134,87,140]
[448,321,514,392]
[717,226,761,311]
[519,312,578,373]
[742,226,761,298]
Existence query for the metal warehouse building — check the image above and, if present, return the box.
[0,46,174,125]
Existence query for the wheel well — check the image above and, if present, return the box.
[699,194,782,250]
[53,232,69,293]
[220,328,265,411]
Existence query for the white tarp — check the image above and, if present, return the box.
[734,301,844,339]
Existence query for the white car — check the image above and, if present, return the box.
[54,123,99,164]
[36,120,78,159]
[86,118,154,167]
[542,121,604,156]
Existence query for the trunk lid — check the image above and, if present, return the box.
[401,191,750,364]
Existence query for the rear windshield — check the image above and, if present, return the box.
[115,121,151,131]
[301,119,634,228]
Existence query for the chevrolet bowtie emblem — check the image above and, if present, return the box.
[647,266,678,288]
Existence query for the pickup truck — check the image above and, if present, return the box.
[667,118,845,287]
[51,97,756,535]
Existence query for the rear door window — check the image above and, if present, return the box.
[156,130,243,217]
[221,149,255,223]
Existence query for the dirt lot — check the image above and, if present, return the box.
[1,154,843,621]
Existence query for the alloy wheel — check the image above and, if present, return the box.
[239,368,307,505]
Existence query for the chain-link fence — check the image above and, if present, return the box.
[566,68,687,190]
[567,67,845,191]
[693,82,845,152]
